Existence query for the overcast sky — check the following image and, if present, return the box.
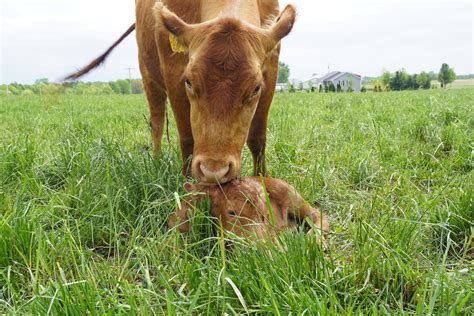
[1,0,473,84]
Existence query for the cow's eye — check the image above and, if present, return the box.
[184,78,192,89]
[228,210,236,216]
[252,84,262,96]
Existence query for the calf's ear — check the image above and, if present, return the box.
[184,182,216,194]
[184,183,198,193]
[262,4,297,51]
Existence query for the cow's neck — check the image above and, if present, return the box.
[200,0,260,26]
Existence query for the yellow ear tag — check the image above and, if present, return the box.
[169,34,187,53]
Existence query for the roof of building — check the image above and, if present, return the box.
[300,75,320,83]
[331,72,362,81]
[318,71,363,83]
[319,71,342,82]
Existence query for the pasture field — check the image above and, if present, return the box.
[430,79,474,89]
[1,89,473,314]
[451,79,474,88]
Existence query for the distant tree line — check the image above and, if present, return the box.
[374,70,433,92]
[456,74,474,80]
[0,78,145,96]
[373,63,457,92]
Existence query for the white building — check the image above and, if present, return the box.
[300,75,320,90]
[317,71,362,92]
[276,71,362,92]
[275,82,288,92]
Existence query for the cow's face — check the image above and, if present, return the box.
[185,180,270,239]
[155,4,296,183]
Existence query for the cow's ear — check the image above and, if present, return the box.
[272,5,296,40]
[154,3,194,46]
[263,4,296,51]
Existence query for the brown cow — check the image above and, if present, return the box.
[168,177,330,243]
[66,0,296,184]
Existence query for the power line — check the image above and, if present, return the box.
[125,67,134,94]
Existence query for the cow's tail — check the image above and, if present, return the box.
[63,23,136,81]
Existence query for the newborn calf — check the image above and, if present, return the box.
[169,177,329,241]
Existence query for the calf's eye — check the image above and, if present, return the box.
[228,210,236,216]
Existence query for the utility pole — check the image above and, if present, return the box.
[125,67,134,94]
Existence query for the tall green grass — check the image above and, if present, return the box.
[1,90,472,314]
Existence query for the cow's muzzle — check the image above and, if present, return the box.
[192,155,240,184]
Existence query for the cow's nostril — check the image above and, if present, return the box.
[196,161,204,178]
[225,162,233,177]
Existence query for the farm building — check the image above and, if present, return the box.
[316,71,362,92]
[299,75,320,90]
[277,71,363,92]
[275,82,288,92]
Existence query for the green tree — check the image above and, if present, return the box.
[131,80,144,94]
[288,83,295,93]
[407,74,420,90]
[347,79,354,92]
[31,83,45,94]
[100,84,114,95]
[9,83,25,95]
[438,63,456,88]
[109,81,121,94]
[390,70,409,91]
[43,83,64,95]
[381,71,391,89]
[428,71,437,80]
[417,72,431,90]
[35,78,49,84]
[116,80,131,94]
[8,85,20,95]
[277,62,290,83]
[21,89,35,96]
[328,82,336,92]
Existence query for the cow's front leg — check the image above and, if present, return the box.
[247,79,277,176]
[247,127,267,177]
[168,86,194,177]
[141,74,167,158]
[248,48,279,176]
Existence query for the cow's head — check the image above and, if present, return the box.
[154,4,296,183]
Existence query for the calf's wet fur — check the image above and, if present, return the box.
[169,177,329,243]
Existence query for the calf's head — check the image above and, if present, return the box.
[155,4,296,183]
[184,180,271,239]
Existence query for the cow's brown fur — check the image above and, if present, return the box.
[66,0,296,183]
[169,177,329,242]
